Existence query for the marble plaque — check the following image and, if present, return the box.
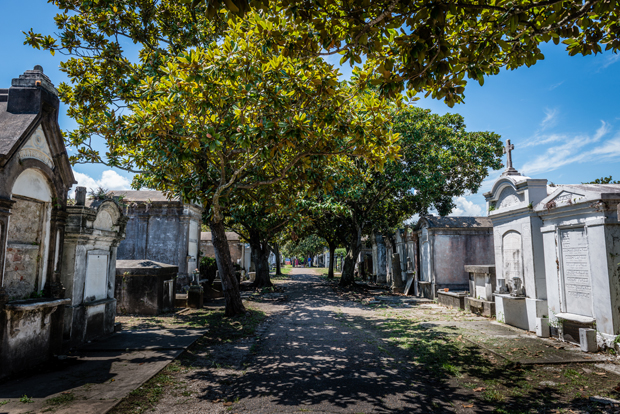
[84,252,109,302]
[502,231,523,285]
[560,227,592,317]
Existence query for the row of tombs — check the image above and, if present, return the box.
[2,66,619,379]
[0,67,256,379]
[364,150,620,352]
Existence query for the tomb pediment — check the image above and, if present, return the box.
[550,190,585,206]
[497,186,524,209]
[18,125,54,169]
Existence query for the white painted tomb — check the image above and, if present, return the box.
[535,184,620,346]
[485,141,550,332]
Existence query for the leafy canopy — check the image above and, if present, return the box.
[181,0,620,106]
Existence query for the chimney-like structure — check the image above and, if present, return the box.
[6,65,59,115]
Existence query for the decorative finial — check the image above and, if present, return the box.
[501,139,521,177]
[34,65,44,73]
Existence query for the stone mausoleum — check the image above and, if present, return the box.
[61,187,127,348]
[114,191,202,289]
[0,67,76,377]
[200,231,251,271]
[484,163,549,332]
[414,216,495,299]
[536,184,620,345]
[486,140,620,348]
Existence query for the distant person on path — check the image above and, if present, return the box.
[308,257,312,267]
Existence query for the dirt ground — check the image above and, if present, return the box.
[110,267,620,414]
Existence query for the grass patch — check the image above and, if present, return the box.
[111,370,177,414]
[359,308,620,413]
[270,265,293,280]
[19,395,33,404]
[46,392,76,406]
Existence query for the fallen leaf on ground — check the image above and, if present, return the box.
[594,372,607,376]
[473,387,485,392]
[213,399,221,403]
[463,403,474,408]
[223,402,233,406]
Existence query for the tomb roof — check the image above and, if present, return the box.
[0,101,38,157]
[108,190,178,202]
[201,232,243,242]
[535,183,620,212]
[415,216,492,229]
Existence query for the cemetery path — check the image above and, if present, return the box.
[151,268,483,413]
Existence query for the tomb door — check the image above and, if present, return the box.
[502,231,524,291]
[560,227,593,317]
[83,251,109,302]
[420,240,431,282]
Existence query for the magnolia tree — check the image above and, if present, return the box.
[318,106,504,286]
[181,0,620,106]
[28,12,399,316]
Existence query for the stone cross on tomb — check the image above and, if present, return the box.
[501,139,520,176]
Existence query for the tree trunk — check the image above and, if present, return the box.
[340,226,362,287]
[327,243,336,279]
[209,219,246,316]
[274,243,282,276]
[250,234,273,288]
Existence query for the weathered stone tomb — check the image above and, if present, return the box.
[115,191,202,289]
[414,216,494,299]
[61,187,127,348]
[0,67,76,377]
[115,260,178,315]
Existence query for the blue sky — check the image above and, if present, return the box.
[2,1,619,216]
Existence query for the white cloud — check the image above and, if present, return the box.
[450,196,484,217]
[548,81,564,91]
[521,121,615,176]
[541,108,559,130]
[599,53,620,71]
[70,169,133,196]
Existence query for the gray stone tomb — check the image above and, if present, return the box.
[0,67,76,378]
[414,216,494,300]
[61,188,128,348]
[115,260,178,315]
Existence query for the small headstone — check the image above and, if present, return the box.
[536,317,550,338]
[75,186,87,206]
[579,328,597,352]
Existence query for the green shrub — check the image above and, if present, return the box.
[199,256,218,284]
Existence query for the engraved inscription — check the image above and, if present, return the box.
[553,191,585,206]
[561,227,592,317]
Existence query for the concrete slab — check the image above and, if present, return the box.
[0,329,206,414]
[80,328,206,351]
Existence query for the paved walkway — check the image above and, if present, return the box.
[151,268,484,413]
[0,329,206,414]
[229,269,464,413]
